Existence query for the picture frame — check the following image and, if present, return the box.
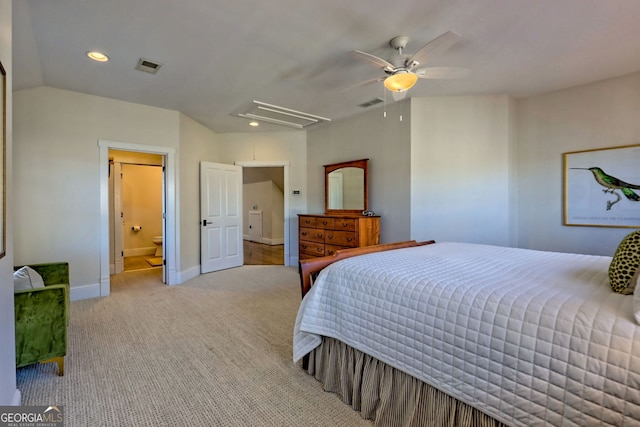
[0,61,5,258]
[564,144,640,228]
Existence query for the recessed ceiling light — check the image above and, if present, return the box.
[86,51,109,62]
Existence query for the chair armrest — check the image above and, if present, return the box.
[14,284,69,323]
[14,284,68,368]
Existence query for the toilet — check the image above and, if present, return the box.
[152,236,163,256]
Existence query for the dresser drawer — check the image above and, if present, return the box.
[325,230,357,247]
[316,217,335,229]
[300,227,325,243]
[299,216,317,228]
[334,218,356,231]
[300,241,325,257]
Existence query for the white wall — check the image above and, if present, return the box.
[307,95,511,247]
[13,87,180,295]
[0,0,18,406]
[243,180,284,244]
[178,113,220,281]
[270,182,285,243]
[217,131,307,265]
[307,100,412,243]
[516,72,640,255]
[410,96,513,246]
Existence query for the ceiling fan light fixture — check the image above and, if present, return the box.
[384,71,418,92]
[248,120,259,127]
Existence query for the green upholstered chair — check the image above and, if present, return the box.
[14,262,69,376]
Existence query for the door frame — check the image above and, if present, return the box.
[99,140,178,296]
[236,160,290,267]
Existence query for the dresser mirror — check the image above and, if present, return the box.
[324,159,368,214]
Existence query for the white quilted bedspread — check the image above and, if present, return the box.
[293,242,640,426]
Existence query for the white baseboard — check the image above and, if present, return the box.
[177,265,200,284]
[264,237,284,245]
[70,283,102,301]
[123,247,156,257]
[67,265,212,301]
[113,258,123,274]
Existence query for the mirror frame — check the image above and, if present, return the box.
[324,158,369,215]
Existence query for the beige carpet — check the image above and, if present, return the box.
[16,266,371,426]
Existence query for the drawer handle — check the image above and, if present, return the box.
[327,235,333,240]
[322,221,329,225]
[316,248,323,253]
[346,237,353,242]
[317,233,323,238]
[328,250,335,255]
[301,244,307,249]
[301,231,307,236]
[342,223,348,227]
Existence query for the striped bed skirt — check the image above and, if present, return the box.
[306,336,509,427]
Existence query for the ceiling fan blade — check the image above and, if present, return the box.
[340,76,385,92]
[407,31,462,69]
[351,50,395,71]
[415,66,471,79]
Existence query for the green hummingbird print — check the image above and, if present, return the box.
[571,167,640,210]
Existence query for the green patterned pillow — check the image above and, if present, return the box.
[609,230,640,294]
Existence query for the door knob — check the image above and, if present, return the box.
[202,219,212,226]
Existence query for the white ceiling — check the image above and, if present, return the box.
[12,0,640,133]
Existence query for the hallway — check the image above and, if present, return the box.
[243,240,284,265]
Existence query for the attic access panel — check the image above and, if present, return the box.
[233,101,331,129]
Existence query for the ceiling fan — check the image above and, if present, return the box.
[349,31,469,100]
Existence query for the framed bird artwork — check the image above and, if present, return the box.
[564,144,640,227]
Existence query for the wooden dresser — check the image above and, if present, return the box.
[298,214,380,260]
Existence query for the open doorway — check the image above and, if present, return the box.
[99,140,177,297]
[236,161,290,266]
[243,166,284,265]
[109,150,164,273]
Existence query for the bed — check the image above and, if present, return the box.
[293,240,640,426]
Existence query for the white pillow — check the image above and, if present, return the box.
[632,269,640,325]
[13,266,46,292]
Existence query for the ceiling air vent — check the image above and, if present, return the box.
[135,58,162,74]
[358,98,384,108]
[232,101,331,129]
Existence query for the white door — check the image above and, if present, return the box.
[113,162,124,274]
[200,162,243,273]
